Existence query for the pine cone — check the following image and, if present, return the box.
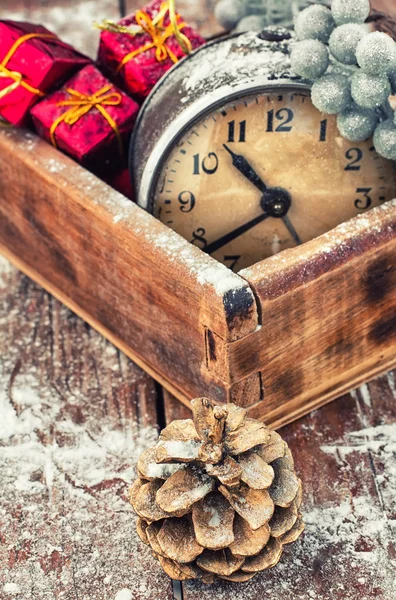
[130,398,304,583]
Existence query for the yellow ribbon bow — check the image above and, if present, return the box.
[94,0,192,74]
[0,33,56,101]
[49,85,123,157]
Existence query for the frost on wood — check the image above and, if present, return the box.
[0,260,172,600]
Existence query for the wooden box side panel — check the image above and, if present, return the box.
[237,202,396,426]
[0,130,258,405]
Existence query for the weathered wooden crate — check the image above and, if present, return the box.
[0,128,395,428]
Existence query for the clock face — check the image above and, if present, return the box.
[152,89,396,272]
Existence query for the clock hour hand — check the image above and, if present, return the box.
[203,211,271,255]
[223,144,267,193]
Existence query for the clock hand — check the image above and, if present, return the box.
[282,215,302,246]
[203,211,271,255]
[223,144,267,193]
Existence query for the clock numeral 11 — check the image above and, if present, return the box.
[228,120,246,143]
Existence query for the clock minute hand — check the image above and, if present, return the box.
[223,144,267,193]
[203,211,271,255]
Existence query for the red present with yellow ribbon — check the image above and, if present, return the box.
[0,20,90,127]
[30,65,140,180]
[96,0,205,100]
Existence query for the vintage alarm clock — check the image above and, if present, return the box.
[130,30,396,271]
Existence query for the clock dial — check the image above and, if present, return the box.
[152,90,396,271]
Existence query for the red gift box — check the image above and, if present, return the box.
[97,0,205,100]
[0,20,90,127]
[30,64,140,179]
[106,168,135,201]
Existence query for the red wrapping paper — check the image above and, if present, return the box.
[97,0,205,100]
[30,64,140,179]
[106,168,135,201]
[0,21,90,127]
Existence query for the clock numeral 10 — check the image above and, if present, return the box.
[266,108,294,132]
[193,152,219,175]
[228,120,246,143]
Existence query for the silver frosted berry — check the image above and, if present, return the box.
[351,71,391,109]
[356,31,396,76]
[331,0,370,26]
[291,40,329,80]
[373,119,396,160]
[214,0,247,30]
[311,73,352,115]
[234,14,267,32]
[337,104,378,142]
[295,5,335,43]
[329,24,367,65]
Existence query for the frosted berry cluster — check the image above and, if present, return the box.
[214,0,296,33]
[290,0,396,160]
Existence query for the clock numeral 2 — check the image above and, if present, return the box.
[345,148,363,171]
[355,188,372,210]
[178,190,196,213]
[266,108,294,132]
[228,120,246,142]
[193,152,219,175]
[224,255,241,271]
[190,227,207,249]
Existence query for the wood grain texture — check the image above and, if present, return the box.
[0,257,174,600]
[162,374,396,600]
[237,202,396,427]
[0,129,258,408]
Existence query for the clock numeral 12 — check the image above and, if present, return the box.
[193,152,219,175]
[228,120,246,143]
[266,108,294,132]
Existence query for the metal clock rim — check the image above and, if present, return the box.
[136,80,311,212]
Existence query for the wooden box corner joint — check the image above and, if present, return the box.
[1,129,396,429]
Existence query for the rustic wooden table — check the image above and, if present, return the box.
[1,2,396,599]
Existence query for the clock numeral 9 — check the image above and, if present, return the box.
[345,148,363,171]
[227,120,246,143]
[193,152,219,175]
[190,227,207,249]
[178,190,196,213]
[266,108,294,132]
[354,188,372,210]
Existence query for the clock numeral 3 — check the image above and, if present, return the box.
[193,152,219,175]
[178,190,196,213]
[191,227,207,249]
[345,148,363,171]
[228,120,246,143]
[266,108,294,133]
[224,255,241,271]
[354,188,373,210]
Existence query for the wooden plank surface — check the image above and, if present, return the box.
[0,256,174,600]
